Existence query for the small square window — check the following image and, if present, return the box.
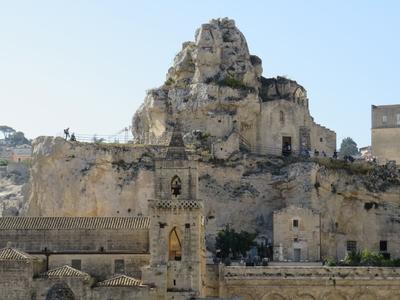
[114,259,125,274]
[185,223,190,229]
[346,240,357,252]
[380,240,387,252]
[71,259,81,270]
[294,238,298,242]
[293,219,299,228]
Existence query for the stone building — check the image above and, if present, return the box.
[11,144,32,162]
[371,104,400,164]
[142,125,207,298]
[273,206,320,262]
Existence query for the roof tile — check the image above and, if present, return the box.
[97,274,144,287]
[0,217,150,230]
[0,247,34,261]
[41,265,90,278]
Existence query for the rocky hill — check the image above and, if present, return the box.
[24,136,400,257]
[11,18,400,257]
[132,18,305,148]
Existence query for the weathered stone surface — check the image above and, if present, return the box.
[131,18,336,158]
[25,136,157,217]
[24,138,400,260]
[0,163,29,216]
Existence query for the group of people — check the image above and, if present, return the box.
[298,148,339,159]
[63,128,76,141]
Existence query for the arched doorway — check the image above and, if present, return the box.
[169,227,182,261]
[46,282,75,300]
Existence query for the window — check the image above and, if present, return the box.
[294,238,298,242]
[380,240,388,252]
[293,219,299,228]
[171,176,182,197]
[114,259,125,274]
[71,259,81,270]
[320,137,323,142]
[185,223,190,229]
[169,227,182,261]
[346,240,357,252]
[382,115,387,124]
[397,114,400,125]
[279,111,285,123]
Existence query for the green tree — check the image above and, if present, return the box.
[339,137,358,157]
[8,131,30,146]
[0,125,15,139]
[215,225,256,260]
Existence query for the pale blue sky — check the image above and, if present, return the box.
[0,1,399,147]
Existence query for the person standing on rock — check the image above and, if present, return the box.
[64,128,70,140]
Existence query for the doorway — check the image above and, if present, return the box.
[294,248,301,262]
[282,136,292,156]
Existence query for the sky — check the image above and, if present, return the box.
[0,1,399,147]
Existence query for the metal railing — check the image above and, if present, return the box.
[58,132,134,144]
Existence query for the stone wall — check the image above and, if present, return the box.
[372,128,400,164]
[371,104,400,164]
[258,100,336,156]
[91,286,153,300]
[0,228,149,254]
[273,206,320,262]
[0,260,35,299]
[45,253,150,280]
[219,266,400,300]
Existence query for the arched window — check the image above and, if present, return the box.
[171,175,182,197]
[279,111,285,123]
[169,227,182,261]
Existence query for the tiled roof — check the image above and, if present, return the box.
[0,216,150,230]
[41,265,90,279]
[0,247,33,261]
[97,274,144,287]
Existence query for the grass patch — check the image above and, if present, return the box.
[217,76,255,92]
[312,157,374,175]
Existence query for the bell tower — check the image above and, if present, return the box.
[143,123,206,299]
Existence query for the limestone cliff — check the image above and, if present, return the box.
[21,18,400,258]
[0,163,29,216]
[26,137,157,217]
[132,18,305,147]
[25,137,400,258]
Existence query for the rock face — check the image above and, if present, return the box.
[26,137,157,217]
[132,18,261,145]
[25,137,400,259]
[0,163,29,216]
[19,18,400,259]
[132,18,336,158]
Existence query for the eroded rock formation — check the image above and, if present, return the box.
[24,137,400,258]
[16,18,400,258]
